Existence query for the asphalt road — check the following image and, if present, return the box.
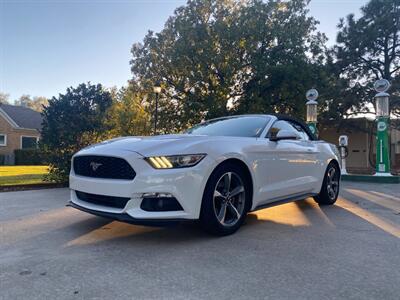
[1,182,399,300]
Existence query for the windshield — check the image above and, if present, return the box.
[186,116,270,137]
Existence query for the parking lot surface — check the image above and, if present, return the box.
[1,182,399,299]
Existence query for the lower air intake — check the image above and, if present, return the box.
[75,191,130,209]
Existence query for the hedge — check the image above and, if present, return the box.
[14,149,48,165]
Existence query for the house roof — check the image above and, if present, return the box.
[0,104,43,131]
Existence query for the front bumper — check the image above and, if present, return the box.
[69,149,215,221]
[67,201,186,226]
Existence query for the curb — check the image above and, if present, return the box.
[341,174,400,184]
[0,183,68,192]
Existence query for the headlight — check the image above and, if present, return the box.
[145,154,206,169]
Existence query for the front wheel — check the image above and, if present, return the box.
[200,163,250,236]
[314,162,340,205]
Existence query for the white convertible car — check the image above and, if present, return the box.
[69,114,340,235]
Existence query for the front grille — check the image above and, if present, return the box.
[73,155,135,180]
[75,191,130,209]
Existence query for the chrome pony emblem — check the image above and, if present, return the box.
[90,162,102,171]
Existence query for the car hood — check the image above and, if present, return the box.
[77,134,233,157]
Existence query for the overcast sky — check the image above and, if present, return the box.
[0,0,368,101]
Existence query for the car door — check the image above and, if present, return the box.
[287,121,322,191]
[253,120,320,204]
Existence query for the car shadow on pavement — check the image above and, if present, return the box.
[63,218,212,247]
[62,200,318,247]
[243,197,399,239]
[32,196,397,250]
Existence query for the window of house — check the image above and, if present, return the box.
[21,136,38,149]
[0,134,6,146]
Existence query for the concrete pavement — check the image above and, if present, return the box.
[0,182,399,299]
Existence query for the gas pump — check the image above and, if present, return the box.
[338,135,349,175]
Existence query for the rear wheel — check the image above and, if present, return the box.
[314,162,340,205]
[200,163,250,236]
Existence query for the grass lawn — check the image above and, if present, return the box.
[0,166,49,186]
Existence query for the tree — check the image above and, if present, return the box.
[106,84,152,137]
[29,96,49,112]
[15,95,49,112]
[0,92,10,104]
[234,0,328,117]
[15,94,31,107]
[41,83,113,182]
[335,0,400,117]
[130,0,327,132]
[314,53,372,121]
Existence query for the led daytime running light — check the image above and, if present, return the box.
[146,154,206,169]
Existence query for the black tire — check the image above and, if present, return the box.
[314,162,340,205]
[200,162,251,236]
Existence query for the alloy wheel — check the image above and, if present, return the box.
[326,167,339,200]
[213,172,246,227]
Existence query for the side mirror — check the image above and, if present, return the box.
[270,130,301,142]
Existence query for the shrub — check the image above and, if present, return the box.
[41,83,113,182]
[0,154,5,165]
[14,149,47,165]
